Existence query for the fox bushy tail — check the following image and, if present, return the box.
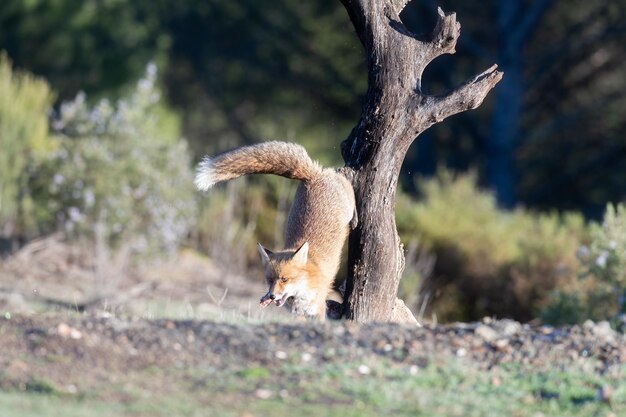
[194,141,323,190]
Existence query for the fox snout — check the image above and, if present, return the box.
[260,287,291,308]
[261,290,284,306]
[261,291,276,301]
[260,291,274,307]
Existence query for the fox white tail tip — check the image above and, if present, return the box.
[194,157,217,191]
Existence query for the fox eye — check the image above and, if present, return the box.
[280,277,288,283]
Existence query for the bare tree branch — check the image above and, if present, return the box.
[423,64,503,126]
[390,0,410,15]
[428,7,461,55]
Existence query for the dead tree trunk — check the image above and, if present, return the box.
[339,1,503,322]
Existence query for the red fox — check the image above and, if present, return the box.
[195,141,356,320]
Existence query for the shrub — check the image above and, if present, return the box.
[396,170,586,322]
[542,203,626,324]
[0,52,55,236]
[583,203,626,294]
[30,64,196,255]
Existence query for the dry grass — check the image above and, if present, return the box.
[0,235,288,322]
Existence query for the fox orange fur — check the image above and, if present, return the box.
[195,141,356,320]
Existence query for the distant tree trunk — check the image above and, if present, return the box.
[487,0,551,208]
[339,0,502,322]
[488,63,521,209]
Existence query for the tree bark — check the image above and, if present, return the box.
[339,0,502,322]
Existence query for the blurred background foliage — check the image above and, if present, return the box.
[32,65,197,255]
[0,53,55,238]
[1,0,625,324]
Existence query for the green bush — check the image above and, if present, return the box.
[396,171,586,322]
[583,203,626,293]
[29,64,196,254]
[0,52,55,236]
[542,203,626,324]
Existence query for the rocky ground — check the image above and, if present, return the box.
[2,313,624,392]
[1,238,625,416]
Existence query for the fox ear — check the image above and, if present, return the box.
[292,242,309,266]
[257,243,272,266]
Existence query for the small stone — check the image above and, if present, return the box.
[456,348,467,357]
[409,365,419,375]
[539,326,554,335]
[57,323,71,337]
[500,320,521,337]
[475,324,498,342]
[358,364,371,375]
[275,350,287,360]
[593,321,615,341]
[57,323,82,340]
[255,389,273,399]
[301,352,312,362]
[494,339,509,350]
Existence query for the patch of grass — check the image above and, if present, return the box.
[1,359,624,417]
[190,359,625,417]
[237,366,272,380]
[23,378,62,395]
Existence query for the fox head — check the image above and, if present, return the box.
[257,242,312,308]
